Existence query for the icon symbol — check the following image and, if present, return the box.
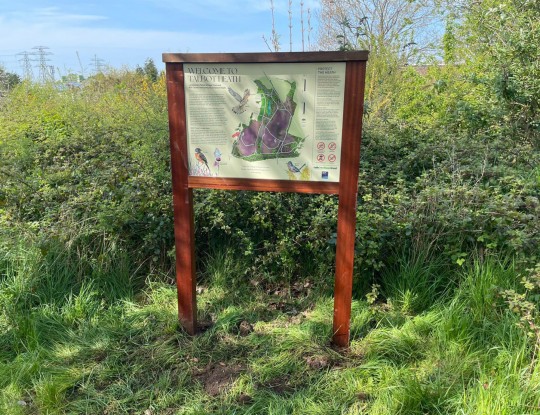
[328,154,336,163]
[317,142,325,151]
[317,154,325,162]
[328,142,337,151]
[322,171,329,180]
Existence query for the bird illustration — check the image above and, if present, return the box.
[194,148,209,171]
[228,87,250,114]
[287,161,306,173]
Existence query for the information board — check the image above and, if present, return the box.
[163,52,368,347]
[184,62,346,182]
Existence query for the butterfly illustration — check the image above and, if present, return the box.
[228,87,250,114]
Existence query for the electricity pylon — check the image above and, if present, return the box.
[32,46,53,83]
[17,51,33,81]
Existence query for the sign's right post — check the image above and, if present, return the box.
[332,60,367,348]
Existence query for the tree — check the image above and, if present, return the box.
[317,0,444,124]
[0,67,21,93]
[135,58,159,82]
[452,0,540,146]
[143,58,158,82]
[318,0,443,61]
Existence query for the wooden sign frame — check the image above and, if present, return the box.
[163,51,368,347]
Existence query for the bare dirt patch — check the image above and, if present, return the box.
[304,354,330,369]
[193,363,244,396]
[237,320,254,336]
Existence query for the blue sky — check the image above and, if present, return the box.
[0,0,320,77]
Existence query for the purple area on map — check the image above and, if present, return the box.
[262,130,279,151]
[267,109,290,140]
[261,108,292,153]
[236,121,260,156]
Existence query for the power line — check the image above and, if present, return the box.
[17,51,33,81]
[32,45,53,83]
[91,54,105,74]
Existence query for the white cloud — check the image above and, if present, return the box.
[0,1,319,75]
[33,7,108,23]
[0,18,261,51]
[4,6,107,25]
[0,13,266,74]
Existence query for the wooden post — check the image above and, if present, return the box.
[166,63,197,334]
[332,61,367,347]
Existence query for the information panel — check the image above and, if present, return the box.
[184,62,346,182]
[164,51,368,347]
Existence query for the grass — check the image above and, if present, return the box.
[1,234,539,414]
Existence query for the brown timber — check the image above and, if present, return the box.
[166,63,197,334]
[332,60,367,347]
[163,51,369,64]
[188,177,339,194]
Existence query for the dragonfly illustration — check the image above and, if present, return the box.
[228,87,250,114]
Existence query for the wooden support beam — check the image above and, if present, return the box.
[332,60,367,347]
[166,63,197,334]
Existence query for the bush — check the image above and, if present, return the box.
[0,57,538,291]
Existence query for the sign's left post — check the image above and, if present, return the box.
[165,63,197,334]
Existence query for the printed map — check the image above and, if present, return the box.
[231,76,304,161]
[184,62,346,182]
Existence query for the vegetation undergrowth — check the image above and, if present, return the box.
[1,235,539,414]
